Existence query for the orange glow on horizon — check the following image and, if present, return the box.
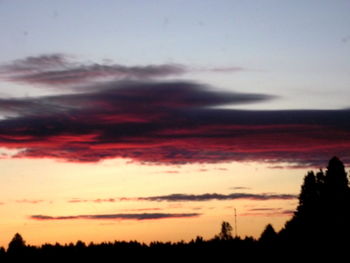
[0,157,301,247]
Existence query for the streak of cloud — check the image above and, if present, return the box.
[229,187,251,190]
[240,208,294,217]
[68,198,116,203]
[16,199,45,204]
[135,192,297,202]
[30,212,200,221]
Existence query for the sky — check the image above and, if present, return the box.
[0,0,349,247]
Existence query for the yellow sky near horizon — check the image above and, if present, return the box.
[0,157,302,247]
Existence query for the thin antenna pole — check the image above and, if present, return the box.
[234,208,238,238]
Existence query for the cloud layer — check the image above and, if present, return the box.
[0,54,350,167]
[30,212,200,221]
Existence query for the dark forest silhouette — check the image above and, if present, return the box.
[0,157,349,262]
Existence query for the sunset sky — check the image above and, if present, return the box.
[0,0,350,247]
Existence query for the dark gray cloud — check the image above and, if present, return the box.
[0,80,271,117]
[30,212,200,221]
[1,54,68,73]
[0,54,248,87]
[136,192,297,202]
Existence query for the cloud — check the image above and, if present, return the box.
[0,54,248,87]
[1,54,68,73]
[249,208,283,211]
[16,199,45,204]
[68,198,116,203]
[0,55,350,167]
[30,212,200,221]
[0,54,186,86]
[65,191,296,205]
[216,168,228,171]
[136,192,297,202]
[0,80,281,165]
[229,187,251,190]
[341,35,350,43]
[240,208,294,217]
[121,208,163,212]
[208,66,245,73]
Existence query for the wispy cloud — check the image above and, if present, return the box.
[229,187,251,190]
[163,170,179,174]
[135,192,297,202]
[30,212,200,221]
[0,54,248,87]
[1,54,68,73]
[240,208,294,217]
[207,66,245,73]
[121,208,163,212]
[16,199,45,204]
[0,54,186,86]
[65,191,296,205]
[68,198,116,203]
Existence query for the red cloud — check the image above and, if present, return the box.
[0,76,349,167]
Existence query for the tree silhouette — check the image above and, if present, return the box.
[325,156,348,190]
[7,233,26,255]
[296,171,320,217]
[218,221,233,240]
[281,156,350,246]
[322,157,350,240]
[259,224,277,244]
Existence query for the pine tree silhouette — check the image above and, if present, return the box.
[259,224,277,244]
[280,156,350,248]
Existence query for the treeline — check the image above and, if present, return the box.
[0,156,349,262]
[1,232,258,262]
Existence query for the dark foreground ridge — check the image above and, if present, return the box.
[1,157,349,262]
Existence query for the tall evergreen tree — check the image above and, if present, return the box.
[7,233,26,255]
[259,224,277,244]
[280,157,350,246]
